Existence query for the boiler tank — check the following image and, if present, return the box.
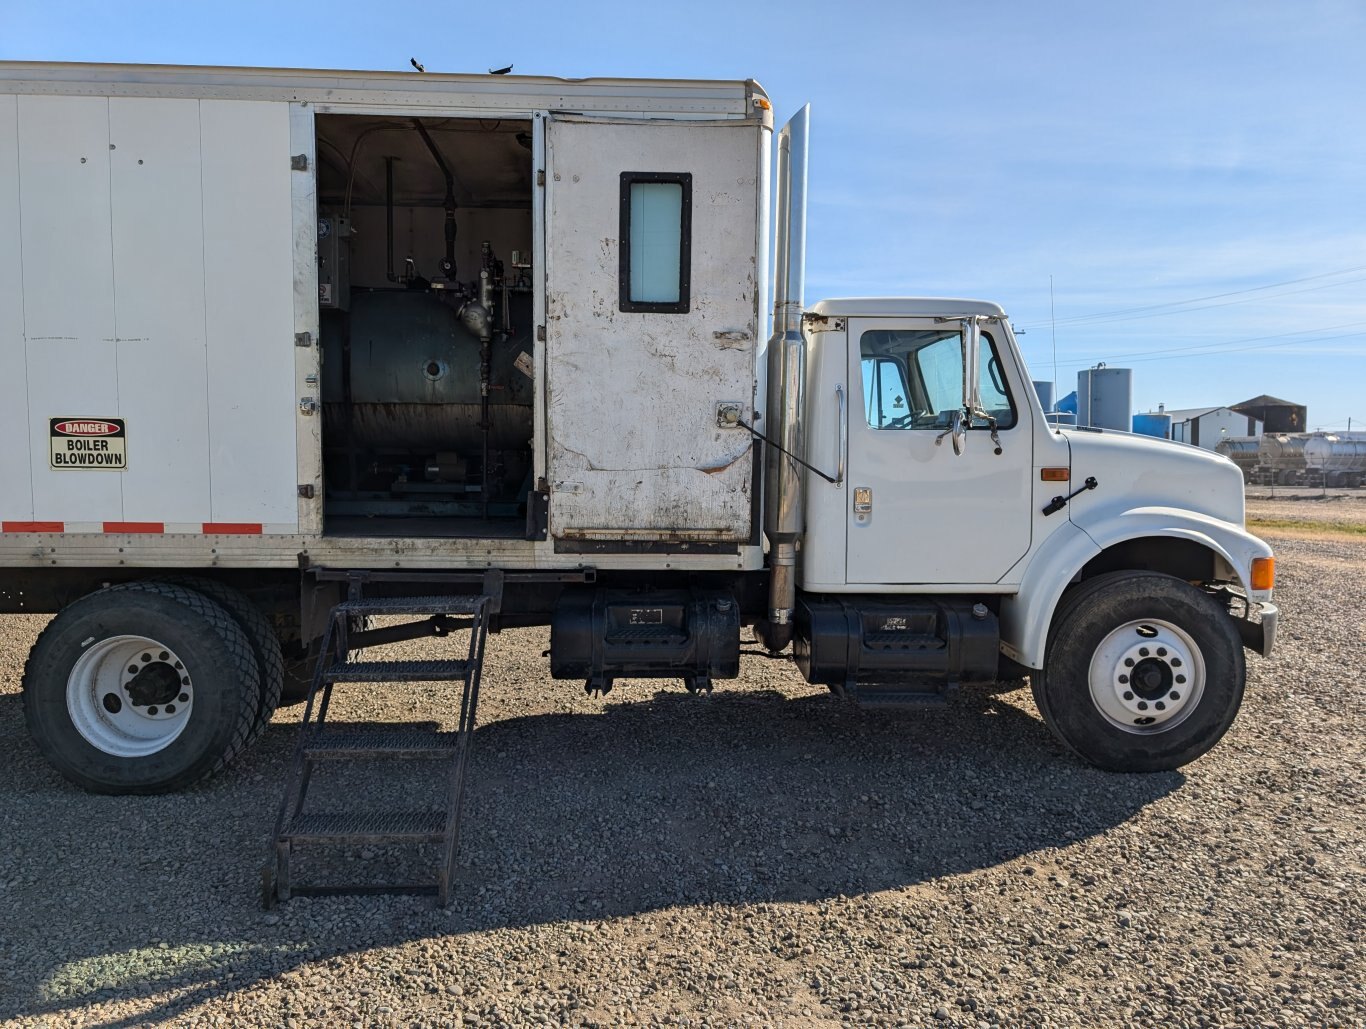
[321,290,533,452]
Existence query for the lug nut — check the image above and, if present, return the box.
[1175,675,1186,684]
[1123,691,1134,701]
[1137,701,1149,711]
[1169,691,1180,701]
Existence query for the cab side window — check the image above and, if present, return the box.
[859,328,1016,430]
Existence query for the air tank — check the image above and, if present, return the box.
[1032,380,1054,412]
[1076,366,1133,431]
[1132,413,1172,439]
[320,290,533,452]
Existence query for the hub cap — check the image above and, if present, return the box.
[67,636,194,756]
[1088,619,1205,734]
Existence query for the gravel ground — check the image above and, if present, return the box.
[1244,486,1366,532]
[1,522,1362,1027]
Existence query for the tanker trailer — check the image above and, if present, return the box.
[1215,436,1260,482]
[1305,433,1366,487]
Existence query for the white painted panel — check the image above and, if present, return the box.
[545,119,760,540]
[0,95,33,522]
[200,100,298,526]
[19,94,123,521]
[110,97,212,523]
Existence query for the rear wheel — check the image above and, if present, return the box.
[1037,571,1245,772]
[23,583,260,793]
[150,576,285,746]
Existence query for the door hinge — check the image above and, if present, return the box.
[294,331,313,348]
[290,154,309,171]
[297,484,316,499]
[299,397,318,415]
[537,169,546,186]
[536,324,546,342]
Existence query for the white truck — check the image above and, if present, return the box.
[0,61,1277,800]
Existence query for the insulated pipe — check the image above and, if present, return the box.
[384,156,397,282]
[413,119,458,278]
[757,105,810,653]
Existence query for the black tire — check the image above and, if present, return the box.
[151,576,285,746]
[1037,571,1245,772]
[22,583,260,794]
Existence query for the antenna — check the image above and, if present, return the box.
[1049,274,1058,401]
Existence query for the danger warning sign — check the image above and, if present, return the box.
[50,418,127,470]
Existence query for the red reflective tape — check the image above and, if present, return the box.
[202,522,263,535]
[102,522,164,534]
[3,521,64,533]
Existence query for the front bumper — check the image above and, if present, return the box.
[1236,601,1279,658]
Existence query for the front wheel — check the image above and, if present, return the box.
[1036,571,1245,772]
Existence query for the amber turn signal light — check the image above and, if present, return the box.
[1250,557,1275,591]
[1040,467,1070,482]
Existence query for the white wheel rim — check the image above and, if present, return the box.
[1088,618,1205,735]
[66,635,194,757]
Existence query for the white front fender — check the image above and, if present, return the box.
[999,508,1274,670]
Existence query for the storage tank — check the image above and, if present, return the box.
[1032,380,1054,412]
[1055,391,1078,415]
[1076,365,1133,431]
[1132,413,1172,439]
[1215,436,1261,481]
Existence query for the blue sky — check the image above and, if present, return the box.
[4,0,1363,428]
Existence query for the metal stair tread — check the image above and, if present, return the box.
[304,728,460,758]
[323,659,471,682]
[282,810,447,843]
[337,595,486,616]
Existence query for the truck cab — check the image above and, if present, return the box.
[770,291,1277,771]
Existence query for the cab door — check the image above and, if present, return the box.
[844,318,1032,585]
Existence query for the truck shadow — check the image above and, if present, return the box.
[0,685,1183,1025]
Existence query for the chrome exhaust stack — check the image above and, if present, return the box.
[756,105,810,653]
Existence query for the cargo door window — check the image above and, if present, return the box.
[619,172,692,313]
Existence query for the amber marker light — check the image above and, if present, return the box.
[1040,467,1070,482]
[1250,557,1276,591]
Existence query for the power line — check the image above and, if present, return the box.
[1016,265,1366,330]
[1041,320,1366,367]
[1048,328,1366,369]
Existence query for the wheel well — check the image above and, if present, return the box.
[1079,537,1217,585]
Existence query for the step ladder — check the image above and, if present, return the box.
[261,593,491,907]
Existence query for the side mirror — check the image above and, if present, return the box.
[935,408,967,455]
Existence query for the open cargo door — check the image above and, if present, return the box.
[543,115,761,546]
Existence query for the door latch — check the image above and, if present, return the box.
[1042,476,1098,516]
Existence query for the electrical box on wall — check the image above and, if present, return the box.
[317,214,350,310]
